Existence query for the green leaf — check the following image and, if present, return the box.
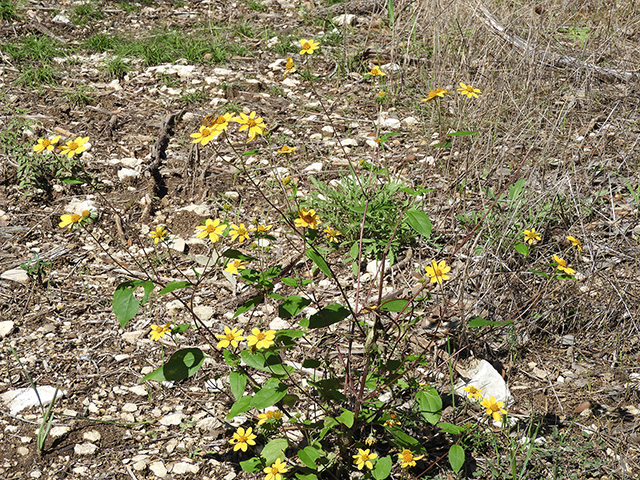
[372,455,392,480]
[468,317,514,328]
[171,323,190,334]
[241,350,292,376]
[514,243,529,256]
[295,474,319,480]
[226,395,252,420]
[229,372,247,401]
[222,349,240,366]
[508,178,526,202]
[240,457,262,472]
[309,378,348,402]
[222,249,257,262]
[250,379,288,409]
[405,210,432,238]
[437,422,468,435]
[261,438,288,465]
[281,277,298,287]
[318,417,338,441]
[306,249,331,277]
[387,426,420,449]
[379,299,410,312]
[279,295,311,318]
[60,176,86,184]
[141,348,205,382]
[113,280,154,328]
[234,294,264,318]
[416,388,442,424]
[449,444,465,473]
[447,130,478,136]
[298,446,324,469]
[302,359,321,369]
[336,409,354,428]
[301,303,350,329]
[158,280,191,295]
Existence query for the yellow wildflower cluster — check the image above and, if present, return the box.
[33,135,90,158]
[522,229,581,276]
[421,82,482,102]
[58,210,92,231]
[190,111,266,144]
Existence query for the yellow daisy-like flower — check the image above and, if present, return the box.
[553,254,576,275]
[295,208,320,229]
[284,57,296,76]
[149,226,168,244]
[59,136,89,158]
[353,449,377,470]
[377,91,387,99]
[463,385,483,401]
[229,426,257,452]
[567,235,583,253]
[246,328,276,350]
[215,326,245,348]
[190,126,219,146]
[281,176,291,186]
[398,449,424,469]
[480,395,507,422]
[149,322,172,341]
[457,82,482,98]
[278,145,296,154]
[59,213,84,230]
[225,259,249,275]
[234,111,266,141]
[263,458,288,480]
[424,260,451,284]
[257,409,283,426]
[195,218,227,243]
[299,38,320,55]
[229,223,250,243]
[523,228,541,245]
[369,65,386,76]
[324,226,342,243]
[250,224,273,234]
[422,88,450,102]
[209,113,234,133]
[33,135,60,153]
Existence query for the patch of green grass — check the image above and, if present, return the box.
[71,1,103,25]
[0,0,20,21]
[118,1,138,13]
[17,66,60,89]
[248,0,267,12]
[65,85,94,107]
[271,34,296,56]
[4,35,60,63]
[103,56,131,79]
[269,85,284,96]
[180,88,208,106]
[84,33,120,52]
[233,22,256,38]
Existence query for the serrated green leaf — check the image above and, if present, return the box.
[405,209,432,238]
[226,395,252,420]
[158,280,191,295]
[229,371,247,401]
[372,455,392,480]
[279,295,311,318]
[449,444,465,473]
[141,348,205,382]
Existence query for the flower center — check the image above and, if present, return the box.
[202,128,212,136]
[214,116,225,125]
[257,332,266,341]
[43,139,51,147]
[247,118,257,128]
[71,214,82,223]
[206,224,217,233]
[302,42,311,50]
[69,142,78,150]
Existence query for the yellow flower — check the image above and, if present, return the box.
[463,385,483,401]
[424,260,451,284]
[398,449,424,469]
[480,395,507,422]
[33,135,60,153]
[295,208,320,229]
[195,218,227,243]
[377,91,387,99]
[324,226,342,243]
[234,111,266,141]
[553,254,576,275]
[149,226,168,244]
[264,458,288,480]
[523,228,541,245]
[190,126,219,146]
[215,326,245,348]
[364,435,377,446]
[229,223,250,243]
[281,176,291,186]
[229,426,257,452]
[284,57,296,76]
[353,448,377,470]
[383,418,401,427]
[149,322,172,341]
[246,328,276,349]
[457,82,482,98]
[567,235,583,253]
[59,213,83,230]
[278,145,296,154]
[369,65,386,76]
[250,224,273,234]
[225,259,249,275]
[59,136,89,158]
[299,38,320,55]
[422,88,450,102]
[206,113,234,134]
[257,409,283,425]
